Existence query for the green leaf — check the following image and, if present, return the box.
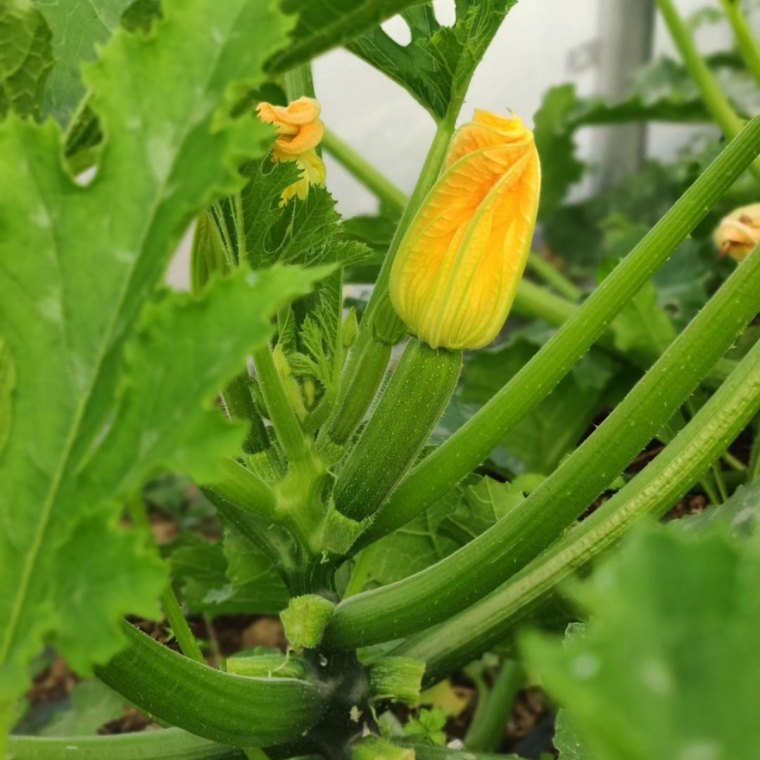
[40,680,124,737]
[0,339,14,455]
[170,531,288,617]
[533,85,586,217]
[269,0,432,73]
[230,159,373,271]
[461,334,617,474]
[348,1,517,120]
[0,0,53,119]
[0,0,297,703]
[523,523,760,760]
[439,477,524,545]
[33,0,135,123]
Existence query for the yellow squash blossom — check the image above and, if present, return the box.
[390,110,541,350]
[257,97,326,203]
[714,203,760,261]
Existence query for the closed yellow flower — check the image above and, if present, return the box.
[390,111,541,350]
[714,203,760,261]
[257,97,326,203]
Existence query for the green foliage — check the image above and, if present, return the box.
[0,0,326,703]
[33,0,134,123]
[402,707,448,746]
[348,0,517,120]
[461,332,618,475]
[0,0,52,119]
[524,522,760,760]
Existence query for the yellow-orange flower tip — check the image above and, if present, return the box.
[714,203,760,261]
[390,111,541,351]
[256,97,326,203]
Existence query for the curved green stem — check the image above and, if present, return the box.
[359,116,760,549]
[465,661,522,752]
[209,458,277,521]
[95,622,325,748]
[525,253,582,301]
[657,0,760,181]
[322,128,407,213]
[399,322,760,684]
[322,244,760,650]
[8,728,242,760]
[720,0,760,87]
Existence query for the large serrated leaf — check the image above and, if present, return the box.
[0,0,297,705]
[0,0,53,119]
[269,0,430,73]
[523,523,760,759]
[347,0,517,120]
[33,0,135,123]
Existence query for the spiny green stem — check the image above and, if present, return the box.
[359,116,760,549]
[657,0,760,181]
[720,0,760,87]
[400,324,760,683]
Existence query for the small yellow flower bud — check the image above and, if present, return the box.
[256,97,326,203]
[714,203,760,261]
[390,110,541,350]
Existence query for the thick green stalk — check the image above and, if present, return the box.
[8,728,242,760]
[465,661,522,752]
[657,0,760,180]
[322,128,407,213]
[209,458,277,521]
[333,341,462,521]
[721,0,760,87]
[253,345,309,462]
[405,746,514,760]
[400,327,760,684]
[322,244,760,650]
[360,116,760,548]
[95,622,325,747]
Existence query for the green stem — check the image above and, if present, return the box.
[322,244,760,650]
[359,116,760,549]
[720,0,760,87]
[209,458,277,521]
[253,344,309,462]
[400,331,760,684]
[657,0,760,181]
[129,496,205,664]
[525,253,582,302]
[7,728,243,760]
[404,745,513,760]
[465,661,522,752]
[322,128,407,213]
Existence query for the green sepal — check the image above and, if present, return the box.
[281,595,336,650]
[322,507,367,556]
[333,340,462,521]
[350,736,415,760]
[95,622,325,747]
[369,656,425,706]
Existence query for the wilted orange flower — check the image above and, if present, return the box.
[257,97,326,203]
[714,203,760,261]
[390,110,541,350]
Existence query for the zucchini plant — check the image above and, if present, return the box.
[2,0,759,758]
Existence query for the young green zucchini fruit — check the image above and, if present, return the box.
[332,339,462,521]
